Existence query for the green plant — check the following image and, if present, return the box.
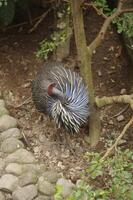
[113,13,133,37]
[54,184,63,200]
[36,29,68,59]
[92,0,133,37]
[67,149,133,200]
[92,0,111,13]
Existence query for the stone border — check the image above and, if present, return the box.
[0,99,75,200]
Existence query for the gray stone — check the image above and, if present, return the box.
[0,128,22,141]
[56,178,75,198]
[108,120,113,125]
[38,177,55,196]
[1,138,24,153]
[12,185,38,200]
[117,115,125,122]
[0,174,18,192]
[120,88,126,95]
[0,191,5,200]
[22,163,46,175]
[42,171,60,183]
[5,149,36,164]
[0,158,6,175]
[0,115,17,132]
[35,195,51,200]
[5,163,23,176]
[0,106,9,117]
[19,171,38,186]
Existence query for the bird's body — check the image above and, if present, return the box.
[32,62,89,133]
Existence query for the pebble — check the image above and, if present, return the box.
[0,174,18,192]
[42,171,61,184]
[5,163,23,176]
[5,149,36,164]
[1,138,24,153]
[120,88,126,95]
[97,70,102,77]
[56,178,75,198]
[12,184,38,200]
[0,191,5,200]
[19,171,38,186]
[0,128,22,141]
[38,177,55,196]
[117,115,125,122]
[0,115,17,132]
[108,120,113,125]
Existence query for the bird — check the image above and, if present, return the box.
[32,62,89,134]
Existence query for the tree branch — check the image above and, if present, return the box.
[95,94,133,110]
[83,3,107,19]
[101,116,133,162]
[88,0,133,53]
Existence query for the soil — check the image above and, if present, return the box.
[0,7,132,182]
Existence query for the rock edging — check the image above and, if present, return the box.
[0,99,75,200]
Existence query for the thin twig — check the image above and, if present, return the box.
[7,97,32,109]
[6,15,43,30]
[28,8,51,33]
[84,3,107,19]
[101,116,133,162]
[15,97,32,108]
[110,104,129,119]
[21,130,33,151]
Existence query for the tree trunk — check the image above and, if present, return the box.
[71,0,101,146]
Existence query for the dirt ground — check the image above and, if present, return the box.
[0,7,132,182]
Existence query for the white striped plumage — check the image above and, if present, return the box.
[48,65,89,133]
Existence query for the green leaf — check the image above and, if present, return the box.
[0,0,15,26]
[128,190,133,200]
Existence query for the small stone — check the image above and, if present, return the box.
[56,178,75,198]
[103,57,108,60]
[19,171,38,186]
[0,128,22,141]
[120,88,126,95]
[1,138,24,153]
[5,163,23,176]
[5,149,36,164]
[117,115,125,122]
[0,191,5,200]
[0,115,17,132]
[38,177,55,196]
[0,174,18,192]
[42,171,61,183]
[108,120,113,125]
[97,70,102,77]
[12,185,38,200]
[33,146,40,154]
[35,195,51,200]
[0,106,9,117]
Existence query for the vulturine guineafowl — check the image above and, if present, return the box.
[32,62,89,137]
